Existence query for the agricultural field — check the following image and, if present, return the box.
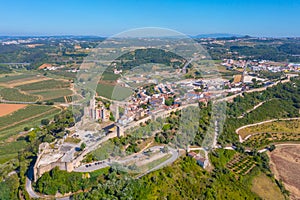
[0,88,38,102]
[96,83,132,101]
[50,96,66,103]
[0,73,37,83]
[251,173,285,200]
[0,108,60,142]
[239,119,300,148]
[101,71,120,81]
[0,72,73,103]
[0,105,61,164]
[0,105,60,140]
[30,89,72,101]
[0,104,27,117]
[0,73,50,87]
[269,144,300,200]
[243,132,300,148]
[226,153,257,176]
[0,140,27,164]
[16,79,70,91]
[238,119,300,139]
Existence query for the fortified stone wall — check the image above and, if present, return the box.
[35,161,74,182]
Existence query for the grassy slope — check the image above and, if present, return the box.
[96,83,132,101]
[133,156,260,200]
[251,173,285,200]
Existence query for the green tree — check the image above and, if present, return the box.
[80,142,86,151]
[41,118,50,125]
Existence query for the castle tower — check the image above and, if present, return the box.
[116,124,124,137]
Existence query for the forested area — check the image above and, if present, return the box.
[72,152,275,200]
[0,174,19,199]
[35,167,109,195]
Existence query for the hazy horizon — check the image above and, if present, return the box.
[1,0,300,37]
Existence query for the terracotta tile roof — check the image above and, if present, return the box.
[38,63,52,69]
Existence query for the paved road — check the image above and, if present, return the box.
[25,177,40,199]
[26,175,72,200]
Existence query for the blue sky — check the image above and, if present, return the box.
[0,0,299,37]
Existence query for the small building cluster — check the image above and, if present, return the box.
[188,151,208,168]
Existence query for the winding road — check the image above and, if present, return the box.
[25,178,40,199]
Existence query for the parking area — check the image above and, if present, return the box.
[74,160,109,172]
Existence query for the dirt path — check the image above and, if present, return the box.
[237,100,270,118]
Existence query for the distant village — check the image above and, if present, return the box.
[222,59,300,73]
